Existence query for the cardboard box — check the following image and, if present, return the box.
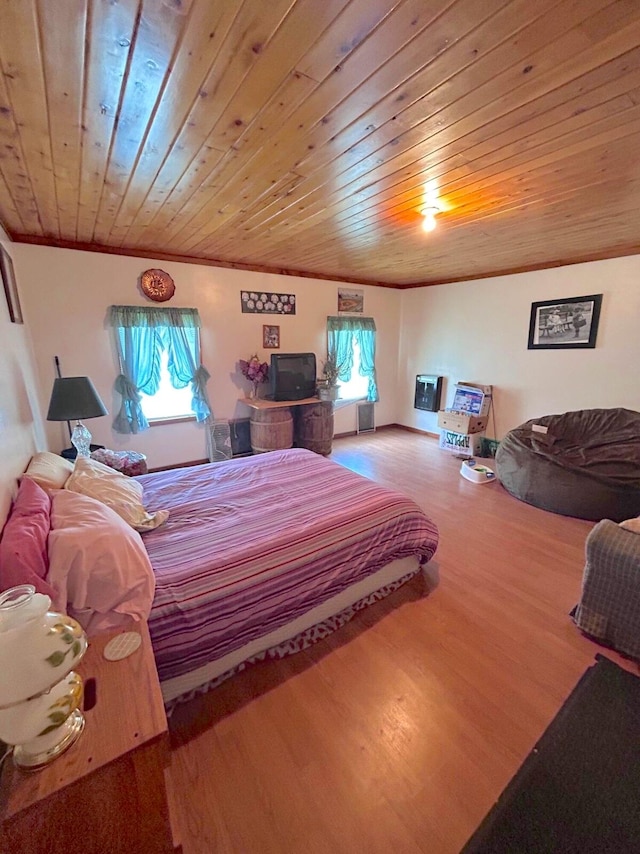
[454,382,492,418]
[437,411,488,435]
[438,429,484,455]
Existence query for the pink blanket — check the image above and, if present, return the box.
[138,449,438,683]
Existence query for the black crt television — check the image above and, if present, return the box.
[269,352,317,401]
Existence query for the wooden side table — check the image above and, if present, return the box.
[0,622,180,853]
[241,396,334,455]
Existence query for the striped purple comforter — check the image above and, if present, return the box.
[138,448,438,683]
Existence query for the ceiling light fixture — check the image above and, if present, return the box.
[421,204,440,233]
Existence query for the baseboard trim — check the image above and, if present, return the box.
[149,424,437,469]
[390,424,439,439]
[334,424,434,440]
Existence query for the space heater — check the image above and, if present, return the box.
[356,402,375,434]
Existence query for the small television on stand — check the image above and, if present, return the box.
[269,353,317,401]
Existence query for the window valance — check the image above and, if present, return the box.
[108,305,201,329]
[327,316,376,333]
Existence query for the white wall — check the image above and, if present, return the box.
[0,228,46,525]
[398,255,640,439]
[6,241,639,481]
[12,245,401,469]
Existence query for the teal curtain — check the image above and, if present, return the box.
[161,325,212,422]
[327,318,354,382]
[357,324,379,403]
[108,305,212,433]
[111,325,161,434]
[326,316,378,402]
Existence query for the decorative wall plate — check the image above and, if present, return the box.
[140,268,175,302]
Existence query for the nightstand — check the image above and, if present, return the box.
[0,621,180,853]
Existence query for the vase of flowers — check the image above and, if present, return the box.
[239,355,269,398]
[318,355,341,401]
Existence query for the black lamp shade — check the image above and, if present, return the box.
[46,377,108,422]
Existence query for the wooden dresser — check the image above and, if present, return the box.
[0,621,181,853]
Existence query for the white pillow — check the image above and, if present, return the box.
[619,517,640,534]
[64,456,168,531]
[24,451,74,491]
[48,490,156,636]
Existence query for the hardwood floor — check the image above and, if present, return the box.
[167,428,635,854]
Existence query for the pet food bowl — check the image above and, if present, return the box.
[460,459,496,484]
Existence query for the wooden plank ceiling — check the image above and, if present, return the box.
[1,0,640,288]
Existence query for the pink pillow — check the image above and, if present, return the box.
[48,491,155,635]
[0,477,57,598]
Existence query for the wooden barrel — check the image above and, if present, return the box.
[295,402,334,455]
[250,407,294,453]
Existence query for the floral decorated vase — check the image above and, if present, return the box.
[0,585,88,768]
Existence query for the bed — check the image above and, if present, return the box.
[1,448,439,711]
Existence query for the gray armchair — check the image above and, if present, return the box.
[574,519,640,659]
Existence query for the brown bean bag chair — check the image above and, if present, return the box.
[495,408,640,521]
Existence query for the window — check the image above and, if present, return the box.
[139,348,194,422]
[327,315,378,402]
[108,305,212,434]
[336,337,369,400]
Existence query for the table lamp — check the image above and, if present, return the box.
[46,376,108,458]
[0,585,88,769]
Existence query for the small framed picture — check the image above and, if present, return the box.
[337,287,364,313]
[1,245,23,324]
[527,294,602,350]
[263,324,280,349]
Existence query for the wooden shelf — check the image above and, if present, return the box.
[240,396,324,410]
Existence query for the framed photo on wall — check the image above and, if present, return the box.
[337,287,364,313]
[1,245,23,324]
[241,291,295,314]
[263,324,280,348]
[527,294,602,350]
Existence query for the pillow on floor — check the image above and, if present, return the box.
[64,456,168,531]
[0,476,57,598]
[24,451,74,491]
[48,490,155,635]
